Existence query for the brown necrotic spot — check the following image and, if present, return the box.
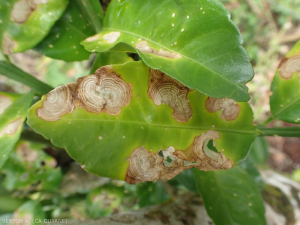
[205,97,241,121]
[135,41,181,58]
[125,130,233,184]
[278,54,300,79]
[2,32,17,54]
[16,142,38,162]
[0,118,22,138]
[10,0,48,24]
[37,85,74,121]
[103,32,120,43]
[37,66,132,121]
[0,95,12,115]
[78,67,132,115]
[148,69,192,123]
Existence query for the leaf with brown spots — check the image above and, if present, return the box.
[81,0,254,101]
[270,40,300,124]
[27,61,255,182]
[0,0,69,54]
[0,91,34,169]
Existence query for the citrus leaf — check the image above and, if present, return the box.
[0,91,34,169]
[194,166,267,225]
[247,136,269,164]
[81,0,253,101]
[27,61,256,183]
[34,0,102,61]
[0,0,69,54]
[270,40,300,123]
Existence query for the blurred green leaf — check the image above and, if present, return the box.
[240,160,265,191]
[194,166,267,225]
[0,0,69,54]
[11,201,45,225]
[248,136,269,164]
[2,141,62,191]
[27,61,255,182]
[82,0,253,101]
[270,40,300,124]
[86,185,123,218]
[0,91,34,169]
[125,181,170,207]
[170,169,198,193]
[34,0,101,61]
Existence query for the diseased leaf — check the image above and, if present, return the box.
[0,91,34,169]
[81,0,254,101]
[27,61,256,183]
[0,0,69,54]
[34,0,102,61]
[270,40,300,123]
[194,166,267,225]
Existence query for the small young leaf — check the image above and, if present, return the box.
[11,201,45,224]
[0,91,34,169]
[0,0,69,54]
[82,0,254,101]
[194,166,267,225]
[27,61,256,183]
[248,136,269,164]
[270,40,300,124]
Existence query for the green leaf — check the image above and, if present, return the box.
[27,61,256,183]
[0,91,34,169]
[240,160,265,191]
[34,0,101,61]
[0,61,53,95]
[194,166,267,225]
[81,0,253,101]
[270,40,300,124]
[248,136,269,164]
[0,0,69,54]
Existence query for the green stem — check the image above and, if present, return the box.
[75,0,102,33]
[261,116,275,126]
[258,126,300,137]
[0,61,53,95]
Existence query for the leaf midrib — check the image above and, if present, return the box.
[59,118,256,135]
[104,28,248,96]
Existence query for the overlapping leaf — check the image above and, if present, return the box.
[27,61,255,182]
[35,0,103,61]
[81,0,254,101]
[194,166,266,225]
[0,91,34,169]
[270,40,300,123]
[0,0,68,54]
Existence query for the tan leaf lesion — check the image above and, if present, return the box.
[10,0,48,24]
[37,66,132,121]
[135,41,181,59]
[125,130,233,184]
[0,94,12,115]
[148,69,193,123]
[205,97,241,121]
[278,54,300,79]
[0,118,23,138]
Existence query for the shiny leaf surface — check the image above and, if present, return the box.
[27,61,255,183]
[82,0,254,101]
